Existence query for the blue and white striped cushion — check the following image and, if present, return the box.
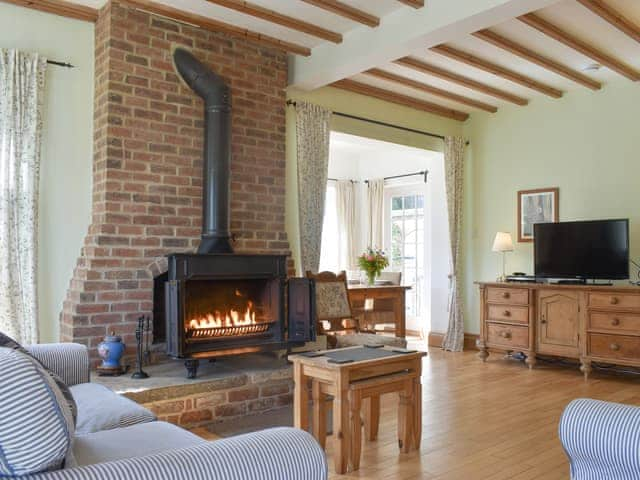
[0,347,74,475]
[560,398,640,480]
[0,333,80,424]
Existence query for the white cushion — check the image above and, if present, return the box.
[70,383,156,435]
[72,421,206,467]
[0,347,74,475]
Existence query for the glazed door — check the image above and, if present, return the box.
[537,290,580,358]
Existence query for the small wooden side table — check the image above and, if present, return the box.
[289,346,425,474]
[348,285,411,338]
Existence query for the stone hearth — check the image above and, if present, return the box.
[95,353,292,428]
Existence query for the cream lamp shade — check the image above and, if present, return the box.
[492,232,514,252]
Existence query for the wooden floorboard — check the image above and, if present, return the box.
[193,347,640,479]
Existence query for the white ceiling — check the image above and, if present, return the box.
[331,131,439,161]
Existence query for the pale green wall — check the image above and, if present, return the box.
[285,85,464,279]
[463,80,640,333]
[0,4,94,342]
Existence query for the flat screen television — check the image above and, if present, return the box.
[534,219,629,280]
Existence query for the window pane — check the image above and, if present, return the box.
[404,195,415,210]
[386,190,426,318]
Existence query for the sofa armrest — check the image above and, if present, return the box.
[560,398,640,479]
[31,427,327,480]
[26,343,90,386]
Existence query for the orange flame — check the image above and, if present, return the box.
[188,300,256,330]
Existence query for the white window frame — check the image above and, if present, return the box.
[383,182,428,327]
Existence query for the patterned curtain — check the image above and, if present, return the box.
[0,49,47,344]
[442,137,466,352]
[367,178,384,249]
[335,180,358,270]
[295,101,331,274]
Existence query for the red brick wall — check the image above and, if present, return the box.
[61,0,290,359]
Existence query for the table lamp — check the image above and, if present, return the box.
[492,232,514,282]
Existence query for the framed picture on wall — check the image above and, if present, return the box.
[517,187,559,242]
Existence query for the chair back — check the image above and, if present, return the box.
[305,271,356,337]
[378,271,402,285]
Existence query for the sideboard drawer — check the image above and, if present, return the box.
[589,293,640,310]
[486,287,529,305]
[487,304,529,324]
[588,333,640,361]
[589,312,640,334]
[487,323,529,349]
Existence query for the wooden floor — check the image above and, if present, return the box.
[195,347,640,480]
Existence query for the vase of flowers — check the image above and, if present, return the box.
[357,248,389,286]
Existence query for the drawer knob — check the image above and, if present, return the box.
[502,292,510,299]
[541,319,547,324]
[503,310,511,317]
[610,297,619,305]
[611,318,621,326]
[499,331,512,339]
[610,343,620,351]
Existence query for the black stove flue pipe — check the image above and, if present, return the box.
[173,48,233,254]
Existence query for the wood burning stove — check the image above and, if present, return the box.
[158,49,314,378]
[161,254,315,378]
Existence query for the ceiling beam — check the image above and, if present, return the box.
[431,44,563,98]
[300,0,379,28]
[397,0,424,8]
[575,0,640,44]
[122,0,310,56]
[473,29,601,90]
[519,13,640,82]
[365,68,498,113]
[204,0,342,43]
[1,0,98,22]
[290,0,560,90]
[331,78,469,121]
[395,56,528,105]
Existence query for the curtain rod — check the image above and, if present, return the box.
[286,100,469,145]
[365,170,428,184]
[328,171,428,184]
[47,60,75,68]
[328,178,358,183]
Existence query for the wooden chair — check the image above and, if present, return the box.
[305,271,358,347]
[378,271,402,286]
[306,271,407,349]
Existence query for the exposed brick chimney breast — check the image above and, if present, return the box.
[61,1,291,360]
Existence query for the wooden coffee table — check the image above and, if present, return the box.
[289,346,426,474]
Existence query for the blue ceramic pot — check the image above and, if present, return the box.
[98,332,125,369]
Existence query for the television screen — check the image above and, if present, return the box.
[534,219,629,280]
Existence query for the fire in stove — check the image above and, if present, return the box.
[185,289,274,340]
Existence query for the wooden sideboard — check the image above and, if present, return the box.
[477,282,640,378]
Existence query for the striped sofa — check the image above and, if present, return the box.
[5,343,327,480]
[560,398,640,480]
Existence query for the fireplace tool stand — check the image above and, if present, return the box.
[131,316,150,379]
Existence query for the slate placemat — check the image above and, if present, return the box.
[322,346,414,363]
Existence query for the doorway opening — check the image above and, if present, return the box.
[319,131,450,340]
